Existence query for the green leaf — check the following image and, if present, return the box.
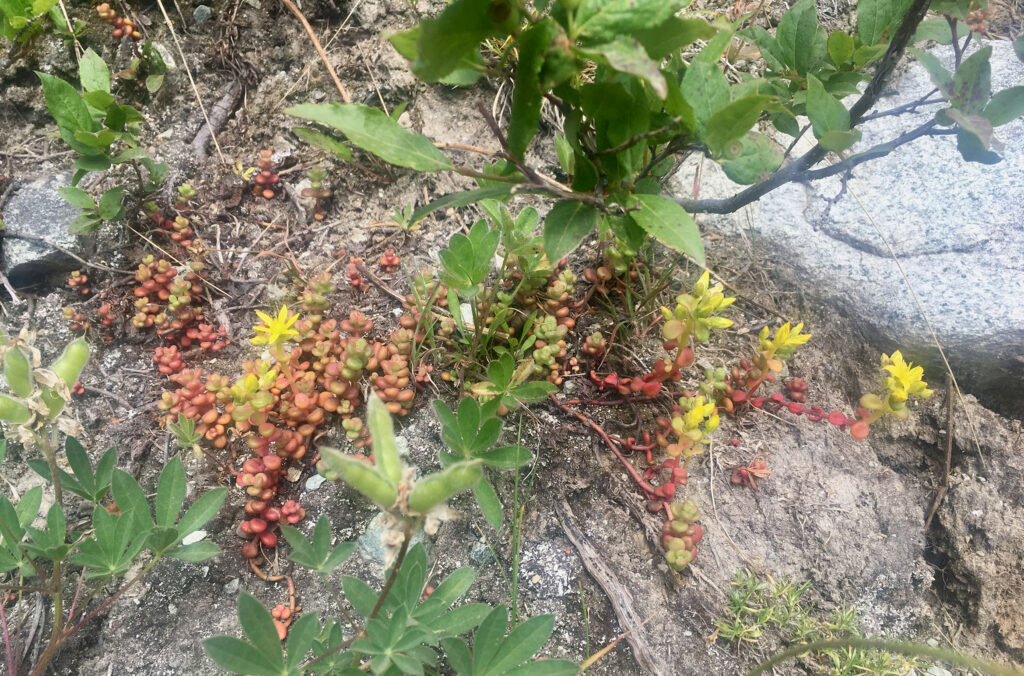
[477,445,533,469]
[473,605,509,671]
[15,486,42,529]
[412,0,507,82]
[97,187,125,221]
[343,575,379,618]
[204,636,282,676]
[442,638,473,675]
[473,480,504,530]
[858,0,912,46]
[366,393,401,484]
[58,186,95,209]
[510,381,556,403]
[806,74,850,137]
[913,18,966,45]
[911,48,954,98]
[543,200,599,264]
[111,469,152,536]
[776,0,827,75]
[483,614,556,675]
[720,132,784,184]
[177,487,227,538]
[631,16,716,60]
[817,129,862,152]
[681,61,730,130]
[79,48,110,93]
[576,36,667,99]
[984,86,1024,126]
[575,0,689,43]
[827,31,855,66]
[508,19,560,158]
[292,127,352,162]
[626,194,704,265]
[411,185,514,224]
[146,525,179,554]
[37,72,93,135]
[285,103,452,172]
[145,73,164,93]
[286,613,319,671]
[952,46,992,114]
[1015,35,1024,63]
[703,95,770,154]
[238,592,285,667]
[64,436,97,496]
[165,541,220,561]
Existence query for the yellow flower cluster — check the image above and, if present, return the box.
[858,350,933,422]
[251,307,299,346]
[758,322,812,363]
[661,270,736,344]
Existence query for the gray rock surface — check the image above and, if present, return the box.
[672,41,1024,415]
[2,173,84,288]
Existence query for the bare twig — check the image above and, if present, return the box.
[280,0,351,103]
[192,80,242,160]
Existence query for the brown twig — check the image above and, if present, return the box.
[280,0,351,104]
[556,499,668,675]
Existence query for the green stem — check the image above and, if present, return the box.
[29,429,64,676]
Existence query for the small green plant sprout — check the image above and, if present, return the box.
[661,270,736,368]
[432,396,533,529]
[0,0,60,46]
[716,569,929,674]
[175,182,197,211]
[439,219,500,299]
[169,412,203,456]
[850,351,934,440]
[470,353,557,415]
[300,165,331,221]
[115,40,168,93]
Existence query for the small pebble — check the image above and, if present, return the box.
[182,530,207,546]
[192,5,212,24]
[305,474,327,491]
[531,574,541,584]
[224,578,240,595]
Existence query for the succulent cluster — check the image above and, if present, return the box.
[95,3,142,40]
[253,149,280,200]
[719,322,811,414]
[300,166,330,221]
[662,500,703,571]
[66,270,90,296]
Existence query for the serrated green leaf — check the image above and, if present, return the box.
[509,19,559,158]
[543,200,598,263]
[576,36,667,99]
[285,103,452,171]
[631,16,716,60]
[626,194,704,265]
[411,0,507,82]
[79,48,110,93]
[681,60,730,131]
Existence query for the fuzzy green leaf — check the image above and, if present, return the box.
[155,457,186,528]
[473,480,504,530]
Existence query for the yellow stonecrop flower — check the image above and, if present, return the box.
[251,306,300,346]
[758,322,812,364]
[881,350,933,406]
[661,270,736,343]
